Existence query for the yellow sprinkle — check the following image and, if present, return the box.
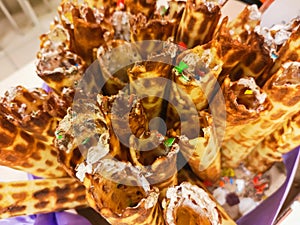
[244,89,253,95]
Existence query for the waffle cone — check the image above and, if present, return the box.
[0,178,87,219]
[72,6,114,64]
[0,86,68,145]
[229,32,273,83]
[97,40,141,95]
[214,77,272,142]
[175,0,221,48]
[270,24,300,75]
[128,60,172,121]
[222,61,300,168]
[59,2,114,64]
[0,114,66,178]
[83,159,164,225]
[177,168,237,225]
[55,94,126,178]
[246,110,300,173]
[129,131,180,197]
[227,5,261,42]
[129,1,185,54]
[162,181,235,225]
[124,0,156,18]
[178,111,221,182]
[36,22,86,94]
[172,41,223,112]
[213,17,248,84]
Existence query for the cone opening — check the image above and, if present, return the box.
[92,178,147,214]
[274,62,300,86]
[175,206,212,225]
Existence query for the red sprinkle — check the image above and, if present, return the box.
[255,183,268,194]
[178,41,187,50]
[203,180,213,187]
[117,0,125,8]
[219,180,225,187]
[253,176,260,185]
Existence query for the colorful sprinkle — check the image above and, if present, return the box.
[254,181,268,195]
[271,52,278,60]
[117,0,124,8]
[203,180,213,187]
[181,74,190,82]
[160,6,167,15]
[82,138,90,145]
[164,137,175,147]
[219,180,225,187]
[222,168,235,177]
[252,176,260,185]
[244,89,253,95]
[178,41,187,49]
[55,130,63,140]
[175,61,189,74]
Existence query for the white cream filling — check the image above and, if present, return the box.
[164,182,221,225]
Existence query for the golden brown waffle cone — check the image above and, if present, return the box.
[36,22,86,94]
[128,60,172,122]
[213,77,272,142]
[72,5,114,64]
[0,86,68,145]
[97,40,142,95]
[222,61,300,168]
[175,0,221,48]
[0,114,66,178]
[176,168,237,225]
[171,41,223,112]
[83,159,164,225]
[270,24,300,76]
[130,13,178,43]
[227,4,261,42]
[0,178,87,219]
[246,110,300,173]
[213,17,248,84]
[55,93,126,178]
[129,1,185,55]
[56,91,152,178]
[177,111,221,182]
[58,2,114,64]
[125,0,156,18]
[162,181,235,225]
[229,32,273,84]
[129,131,180,198]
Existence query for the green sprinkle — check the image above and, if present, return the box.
[181,74,190,82]
[82,138,90,145]
[164,137,175,147]
[55,130,63,140]
[160,6,167,15]
[175,61,189,74]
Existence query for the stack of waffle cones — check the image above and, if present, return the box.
[1,0,300,224]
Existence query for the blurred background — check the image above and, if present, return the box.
[0,0,60,81]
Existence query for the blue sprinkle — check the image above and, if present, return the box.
[271,52,278,60]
